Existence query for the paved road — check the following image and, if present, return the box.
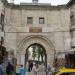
[4,73,15,75]
[4,72,46,75]
[4,74,16,75]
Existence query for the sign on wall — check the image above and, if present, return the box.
[29,27,42,33]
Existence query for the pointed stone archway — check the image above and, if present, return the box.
[17,35,55,67]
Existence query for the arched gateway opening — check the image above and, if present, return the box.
[25,43,47,71]
[18,35,55,71]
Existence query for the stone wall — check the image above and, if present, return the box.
[4,5,71,66]
[70,4,75,47]
[5,7,70,32]
[0,0,3,31]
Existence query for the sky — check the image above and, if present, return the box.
[7,0,70,5]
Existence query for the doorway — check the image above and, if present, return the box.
[25,43,47,71]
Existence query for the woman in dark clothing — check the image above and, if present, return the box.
[28,62,33,72]
[6,62,14,75]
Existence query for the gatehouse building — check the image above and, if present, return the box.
[0,0,75,67]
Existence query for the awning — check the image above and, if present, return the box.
[56,48,75,55]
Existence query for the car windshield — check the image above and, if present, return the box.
[60,73,75,75]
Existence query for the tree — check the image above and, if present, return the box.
[29,44,45,63]
[36,45,45,63]
[32,45,36,60]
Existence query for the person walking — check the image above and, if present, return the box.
[6,62,14,75]
[28,62,33,72]
[47,68,52,75]
[0,63,3,75]
[30,62,33,71]
[19,65,27,75]
[16,64,20,75]
[47,63,50,72]
[31,63,39,75]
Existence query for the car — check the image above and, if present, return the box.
[54,68,75,75]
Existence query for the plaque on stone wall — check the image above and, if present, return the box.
[29,27,42,33]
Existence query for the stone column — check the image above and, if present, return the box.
[47,51,54,67]
[20,54,25,66]
[16,52,21,65]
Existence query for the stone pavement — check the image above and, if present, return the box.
[4,72,46,75]
[3,74,16,75]
[26,72,46,75]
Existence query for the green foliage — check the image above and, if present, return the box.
[32,45,37,60]
[29,44,45,63]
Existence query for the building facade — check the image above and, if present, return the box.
[1,0,75,66]
[0,0,4,46]
[0,0,6,63]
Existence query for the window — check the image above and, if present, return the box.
[0,14,4,24]
[27,17,33,24]
[0,13,4,31]
[39,17,45,24]
[70,11,75,26]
